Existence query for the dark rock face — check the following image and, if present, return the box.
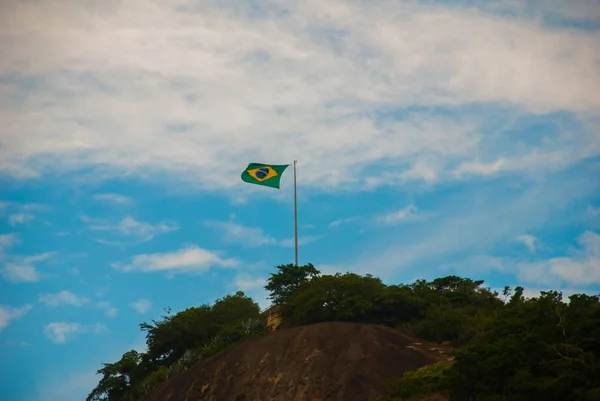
[143,321,439,401]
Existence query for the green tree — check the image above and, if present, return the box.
[264,263,320,304]
[140,304,215,366]
[372,284,423,326]
[87,350,143,401]
[447,291,600,401]
[140,291,260,366]
[283,272,386,325]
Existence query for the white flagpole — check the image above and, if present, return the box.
[293,160,298,266]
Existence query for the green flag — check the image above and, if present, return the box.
[241,163,289,189]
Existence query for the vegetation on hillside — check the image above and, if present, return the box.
[88,263,600,401]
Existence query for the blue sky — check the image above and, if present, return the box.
[1,0,600,400]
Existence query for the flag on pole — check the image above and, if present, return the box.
[241,163,290,189]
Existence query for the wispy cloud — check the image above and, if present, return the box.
[0,1,598,189]
[39,291,90,307]
[443,230,600,288]
[400,161,438,183]
[43,322,107,344]
[378,205,418,224]
[0,233,18,252]
[0,304,32,332]
[94,239,126,247]
[205,221,277,247]
[96,301,118,318]
[92,193,133,205]
[205,220,322,248]
[90,216,179,242]
[2,263,40,282]
[517,231,600,286]
[1,202,47,230]
[8,213,35,226]
[453,159,507,177]
[1,252,55,283]
[329,217,358,227]
[516,234,538,253]
[129,299,151,314]
[0,201,47,212]
[1,251,56,283]
[333,172,598,280]
[112,245,238,274]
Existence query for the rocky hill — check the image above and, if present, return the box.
[142,321,451,401]
[88,268,600,401]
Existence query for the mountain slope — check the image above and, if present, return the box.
[142,321,443,401]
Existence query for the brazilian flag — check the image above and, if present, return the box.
[241,163,289,189]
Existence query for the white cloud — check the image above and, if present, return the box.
[129,299,151,314]
[92,193,133,205]
[0,1,598,188]
[43,322,107,344]
[17,203,47,212]
[96,301,118,318]
[0,304,32,332]
[8,213,35,226]
[379,205,417,224]
[205,221,277,247]
[516,234,538,253]
[451,150,591,180]
[205,220,321,247]
[1,263,41,282]
[453,158,507,177]
[329,217,358,227]
[1,252,55,283]
[0,233,18,252]
[443,231,600,288]
[517,231,600,286]
[589,205,600,217]
[23,252,56,264]
[400,161,438,183]
[39,290,90,307]
[112,245,238,274]
[90,216,179,242]
[94,239,126,247]
[333,173,598,280]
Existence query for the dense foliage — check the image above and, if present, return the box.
[87,291,265,401]
[88,264,600,401]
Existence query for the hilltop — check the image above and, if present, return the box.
[87,263,600,401]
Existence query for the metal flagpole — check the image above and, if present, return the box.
[293,160,298,266]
